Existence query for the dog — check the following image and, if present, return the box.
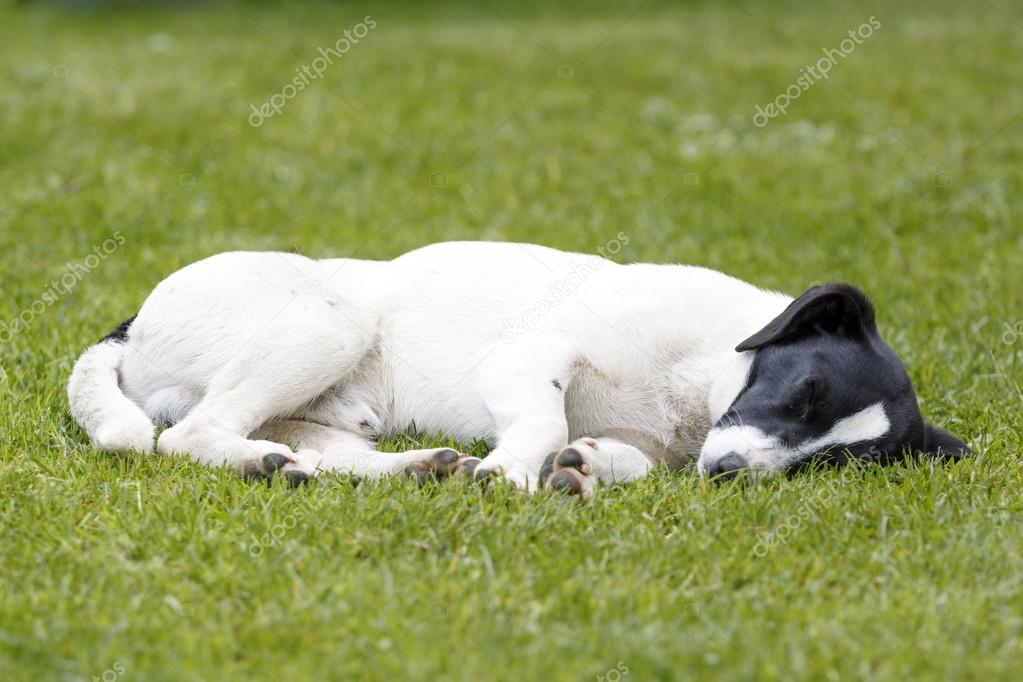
[67,241,969,497]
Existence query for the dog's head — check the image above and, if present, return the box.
[697,283,969,478]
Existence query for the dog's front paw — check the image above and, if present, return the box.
[541,439,599,500]
[473,461,539,493]
[404,449,478,486]
[243,446,318,487]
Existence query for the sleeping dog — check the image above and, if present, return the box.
[68,241,969,497]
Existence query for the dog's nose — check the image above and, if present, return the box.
[706,452,748,480]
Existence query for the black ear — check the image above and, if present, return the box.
[922,422,970,460]
[736,283,877,352]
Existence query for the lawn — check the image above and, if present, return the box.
[1,0,1022,679]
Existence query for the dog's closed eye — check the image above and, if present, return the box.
[786,376,819,421]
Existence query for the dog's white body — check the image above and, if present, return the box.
[69,241,793,492]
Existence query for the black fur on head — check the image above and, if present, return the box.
[699,283,969,479]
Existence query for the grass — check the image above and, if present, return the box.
[1,0,1022,679]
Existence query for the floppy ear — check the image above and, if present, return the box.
[922,422,970,460]
[736,283,877,352]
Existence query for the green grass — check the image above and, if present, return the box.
[1,0,1022,679]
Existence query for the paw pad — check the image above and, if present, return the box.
[433,448,460,470]
[405,449,473,486]
[262,452,293,473]
[454,456,482,480]
[548,469,583,494]
[555,447,590,474]
[404,462,435,486]
[283,470,310,487]
[473,465,499,485]
[244,452,298,481]
[542,443,596,499]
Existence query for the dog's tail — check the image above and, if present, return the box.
[67,316,155,452]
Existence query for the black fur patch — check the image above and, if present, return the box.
[99,315,136,344]
[716,282,968,472]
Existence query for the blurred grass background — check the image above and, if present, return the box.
[1,1,1021,680]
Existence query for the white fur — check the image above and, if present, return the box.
[545,437,655,500]
[68,343,155,452]
[696,424,779,472]
[697,401,891,475]
[803,402,890,453]
[68,241,799,487]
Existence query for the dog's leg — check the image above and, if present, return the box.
[540,437,653,500]
[255,420,479,483]
[300,389,383,442]
[155,304,373,484]
[471,343,574,492]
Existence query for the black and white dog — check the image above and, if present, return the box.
[68,242,969,497]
